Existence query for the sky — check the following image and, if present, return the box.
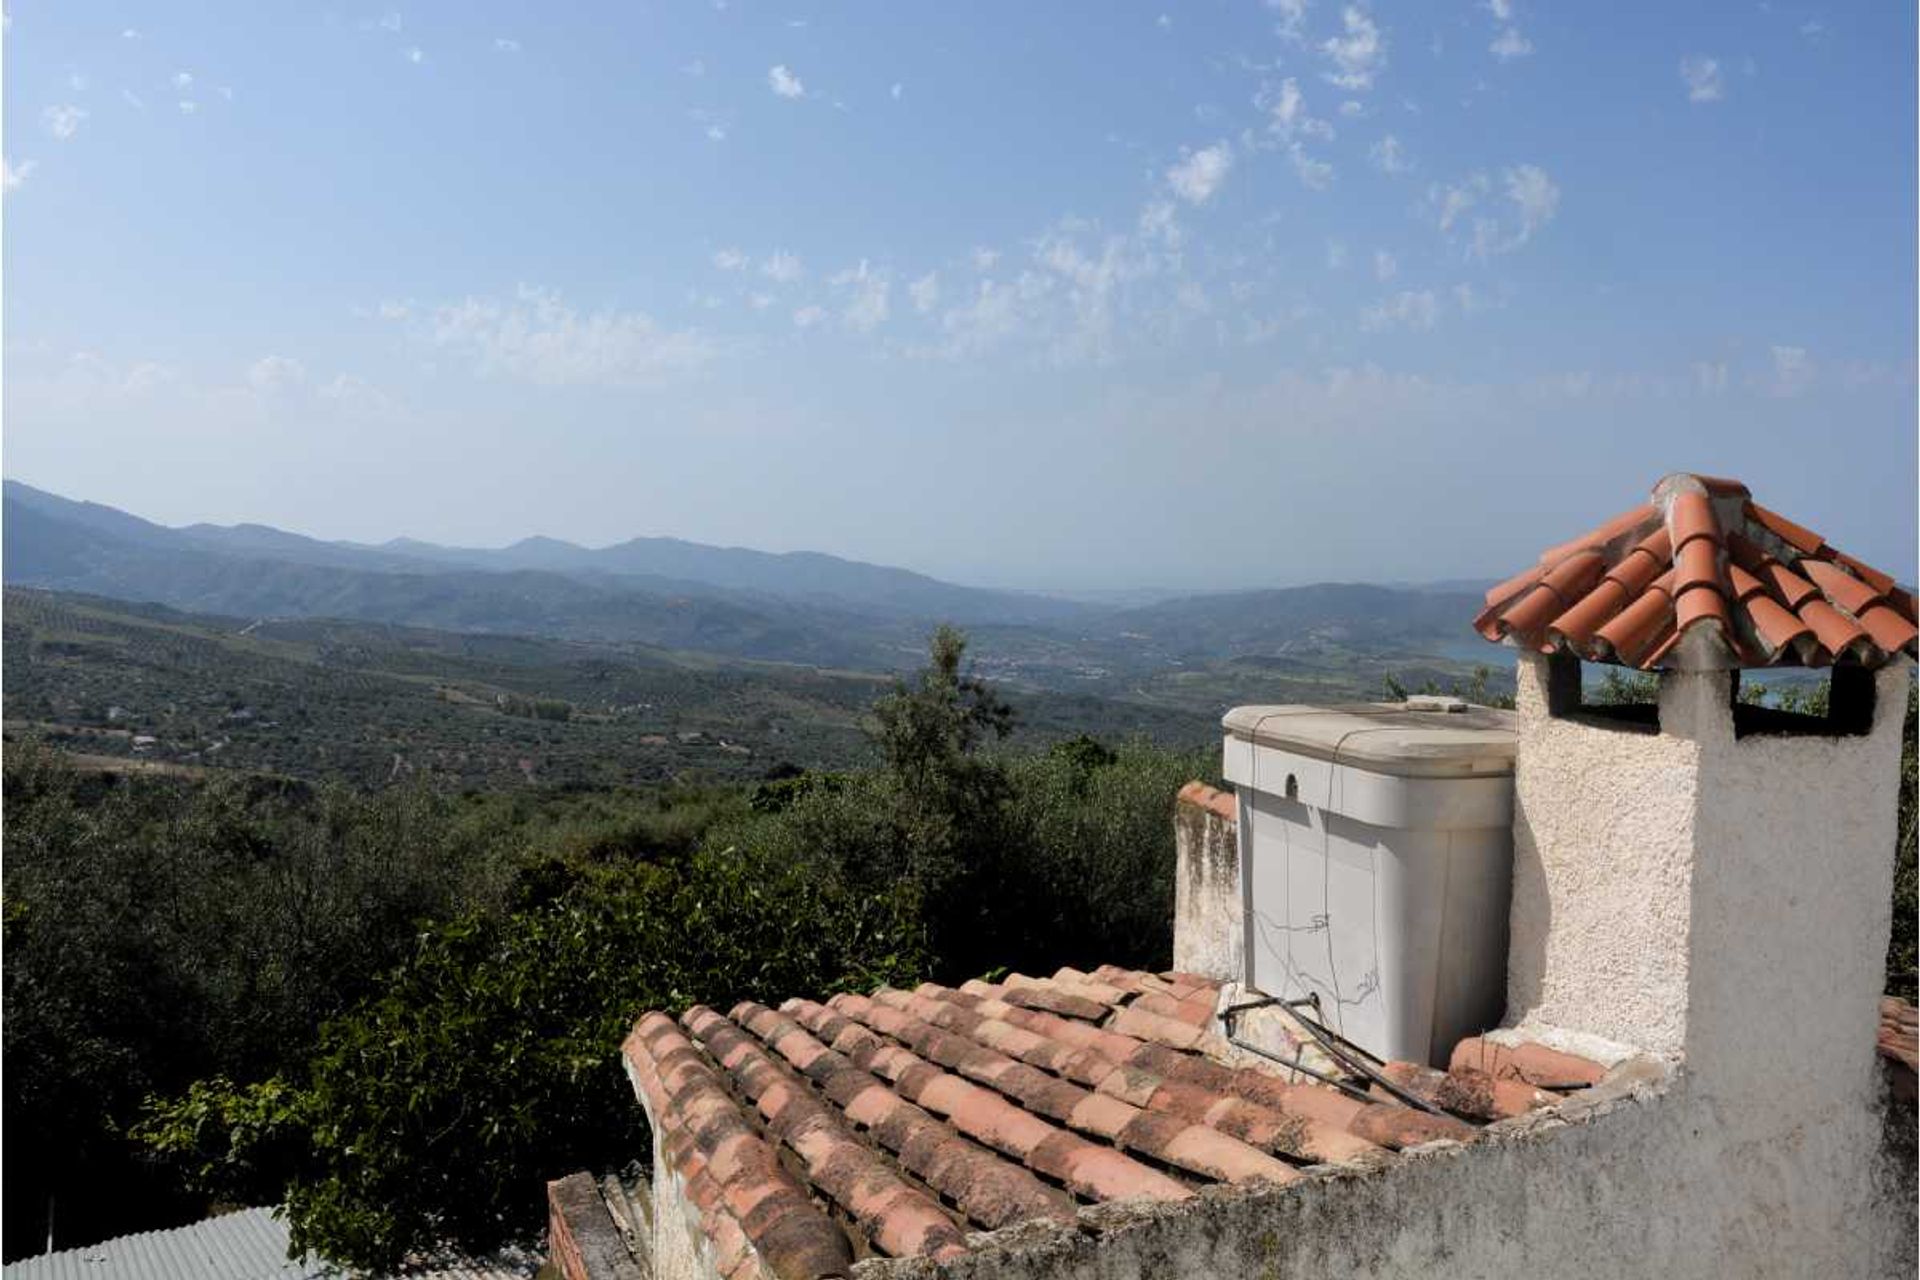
[4,1,1915,591]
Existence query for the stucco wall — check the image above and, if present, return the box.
[1505,655,1701,1051]
[1172,784,1243,983]
[1684,663,1908,1113]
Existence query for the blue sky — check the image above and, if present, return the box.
[5,2,1914,590]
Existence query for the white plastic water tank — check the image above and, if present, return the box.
[1222,698,1519,1068]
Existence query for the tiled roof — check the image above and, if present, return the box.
[620,966,1610,1278]
[1880,997,1917,1105]
[1475,473,1918,671]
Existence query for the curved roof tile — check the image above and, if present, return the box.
[617,965,1610,1277]
[1474,473,1918,671]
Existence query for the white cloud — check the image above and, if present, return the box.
[376,11,402,33]
[1167,141,1232,204]
[122,89,147,110]
[972,247,1000,271]
[122,27,140,38]
[1767,345,1813,396]
[792,304,827,328]
[377,299,411,319]
[1373,248,1397,281]
[68,72,90,92]
[42,104,88,141]
[712,247,749,271]
[319,373,402,417]
[1270,0,1309,43]
[178,100,198,114]
[406,46,425,64]
[1504,164,1560,241]
[1138,199,1180,248]
[909,271,940,314]
[1430,172,1489,231]
[1288,142,1333,190]
[1490,28,1533,60]
[247,355,307,394]
[1322,6,1386,91]
[495,37,521,52]
[4,156,36,192]
[172,70,194,90]
[831,260,891,332]
[684,59,707,76]
[1680,56,1724,103]
[1361,289,1438,331]
[1800,19,1825,38]
[1268,77,1305,134]
[427,285,714,387]
[1485,0,1513,19]
[1369,133,1409,174]
[762,251,804,284]
[1338,99,1363,117]
[1326,239,1348,269]
[747,292,774,311]
[768,65,805,99]
[891,82,904,100]
[1693,361,1729,394]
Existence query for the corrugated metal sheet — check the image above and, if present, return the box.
[2,1209,542,1280]
[1,1208,320,1280]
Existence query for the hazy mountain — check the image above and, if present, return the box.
[2,483,908,667]
[2,482,1495,682]
[5,482,1087,626]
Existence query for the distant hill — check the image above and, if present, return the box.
[2,587,1220,788]
[4,481,1087,628]
[2,481,1501,692]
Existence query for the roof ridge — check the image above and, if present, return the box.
[1475,475,1916,671]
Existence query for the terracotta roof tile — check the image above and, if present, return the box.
[1476,473,1918,671]
[617,966,1610,1268]
[1175,781,1237,824]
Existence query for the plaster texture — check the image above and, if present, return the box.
[1505,656,1700,1052]
[1172,792,1242,983]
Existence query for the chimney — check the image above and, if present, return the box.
[1478,472,1915,1118]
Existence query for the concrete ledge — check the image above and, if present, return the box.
[1173,781,1242,983]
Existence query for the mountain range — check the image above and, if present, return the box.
[1,480,1493,685]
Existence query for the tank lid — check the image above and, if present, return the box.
[1222,701,1519,776]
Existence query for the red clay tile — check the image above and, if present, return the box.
[1800,558,1880,617]
[1673,537,1722,597]
[1667,491,1720,554]
[1448,1038,1606,1090]
[1610,527,1674,591]
[1797,597,1872,660]
[1592,571,1676,665]
[1540,548,1608,602]
[1748,502,1826,555]
[1674,582,1730,633]
[1857,603,1919,655]
[1534,504,1657,568]
[1831,549,1898,597]
[1483,563,1546,609]
[1478,475,1915,670]
[1176,781,1237,824]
